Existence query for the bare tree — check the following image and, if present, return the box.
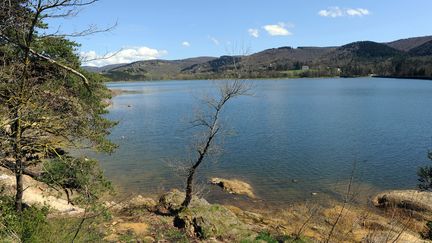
[178,80,251,210]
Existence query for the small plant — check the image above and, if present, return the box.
[421,221,432,240]
[417,151,432,191]
[255,231,278,243]
[0,195,49,242]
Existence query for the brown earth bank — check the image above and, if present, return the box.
[1,169,431,242]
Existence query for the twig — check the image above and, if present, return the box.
[325,160,357,243]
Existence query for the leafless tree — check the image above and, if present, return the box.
[177,80,251,210]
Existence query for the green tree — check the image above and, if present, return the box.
[0,0,116,212]
[417,151,432,191]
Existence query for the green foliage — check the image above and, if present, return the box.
[41,156,113,205]
[424,221,432,240]
[417,151,432,191]
[0,0,117,214]
[255,231,279,243]
[417,165,432,191]
[34,37,81,69]
[155,229,189,242]
[0,194,107,242]
[241,231,312,243]
[0,195,49,242]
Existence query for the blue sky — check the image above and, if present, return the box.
[46,0,432,66]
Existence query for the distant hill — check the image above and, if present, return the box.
[408,40,432,56]
[317,41,408,77]
[82,63,127,73]
[182,56,242,74]
[335,41,403,59]
[84,35,432,81]
[104,57,216,80]
[386,35,432,51]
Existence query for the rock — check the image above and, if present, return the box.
[158,189,254,240]
[175,204,253,239]
[0,167,83,215]
[103,233,119,242]
[104,201,125,212]
[311,192,318,196]
[372,190,432,213]
[129,195,157,210]
[142,236,155,242]
[292,179,298,183]
[209,178,256,198]
[116,222,148,236]
[157,189,209,214]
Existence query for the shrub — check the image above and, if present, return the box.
[0,195,49,242]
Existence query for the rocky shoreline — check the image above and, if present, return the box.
[1,169,431,242]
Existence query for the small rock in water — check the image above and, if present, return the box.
[210,178,256,198]
[292,179,298,183]
[127,105,132,107]
[311,192,318,196]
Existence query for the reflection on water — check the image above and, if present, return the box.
[98,78,432,204]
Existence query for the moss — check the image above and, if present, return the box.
[241,231,313,243]
[177,204,254,240]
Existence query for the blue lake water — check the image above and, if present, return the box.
[99,78,432,204]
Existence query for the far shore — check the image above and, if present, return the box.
[105,75,432,83]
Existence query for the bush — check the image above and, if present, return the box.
[0,195,49,242]
[422,221,432,240]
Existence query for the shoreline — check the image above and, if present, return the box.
[372,75,432,80]
[1,165,430,242]
[104,75,432,83]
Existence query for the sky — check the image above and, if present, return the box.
[45,0,432,67]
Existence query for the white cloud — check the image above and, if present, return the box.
[80,46,168,67]
[248,28,259,38]
[208,36,220,45]
[262,23,292,36]
[182,41,191,47]
[319,7,370,18]
[346,8,370,16]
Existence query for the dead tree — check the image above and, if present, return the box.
[180,80,250,210]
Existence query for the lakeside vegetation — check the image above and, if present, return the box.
[1,1,432,242]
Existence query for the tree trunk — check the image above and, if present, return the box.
[181,168,195,209]
[15,162,23,212]
[12,108,23,212]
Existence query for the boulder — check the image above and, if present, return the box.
[209,178,256,198]
[372,190,432,213]
[128,195,157,209]
[157,189,209,214]
[158,189,254,239]
[175,204,253,239]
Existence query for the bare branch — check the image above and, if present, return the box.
[80,47,123,64]
[41,22,117,39]
[0,33,90,88]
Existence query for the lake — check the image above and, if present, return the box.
[99,78,432,205]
